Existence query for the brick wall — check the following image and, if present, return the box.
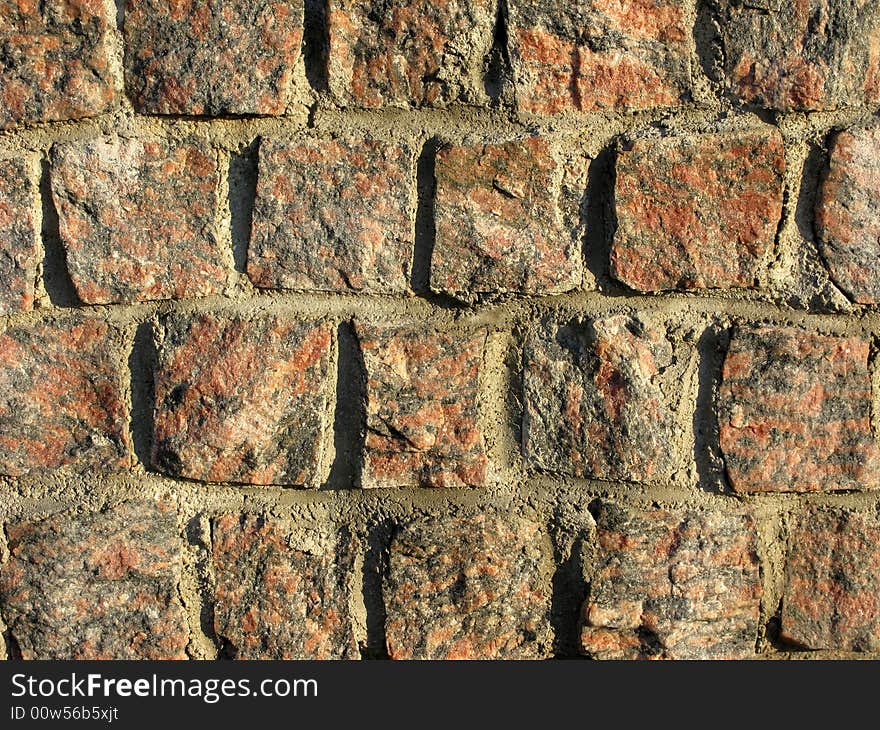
[0,0,879,660]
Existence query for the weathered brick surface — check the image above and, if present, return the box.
[509,0,692,115]
[152,313,333,486]
[327,0,495,108]
[6,0,880,664]
[610,128,786,292]
[815,124,880,304]
[248,137,415,293]
[212,514,358,659]
[124,0,304,115]
[719,326,879,493]
[357,324,487,488]
[0,0,117,129]
[717,0,880,111]
[0,157,38,315]
[782,508,880,651]
[581,503,762,660]
[385,514,550,659]
[523,315,678,484]
[431,137,583,300]
[0,501,188,660]
[51,135,225,304]
[0,317,130,477]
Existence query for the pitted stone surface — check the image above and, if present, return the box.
[719,326,879,493]
[213,514,358,659]
[385,514,551,659]
[717,0,880,111]
[610,128,786,292]
[523,315,678,484]
[248,137,415,293]
[0,157,39,315]
[152,313,333,486]
[782,508,880,651]
[124,0,305,115]
[580,503,762,660]
[0,317,131,477]
[357,324,488,488]
[815,124,880,304]
[327,0,495,108]
[0,501,188,660]
[509,0,692,115]
[0,0,117,129]
[51,134,225,304]
[431,137,583,300]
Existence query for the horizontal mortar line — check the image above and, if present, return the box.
[0,107,313,150]
[5,101,876,151]
[6,470,876,523]
[748,489,880,511]
[118,100,877,137]
[493,289,873,326]
[0,471,593,515]
[4,288,880,332]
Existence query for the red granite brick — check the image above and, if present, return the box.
[357,324,488,488]
[0,156,39,315]
[0,500,188,659]
[610,128,785,292]
[385,514,551,659]
[0,0,117,129]
[509,0,692,115]
[718,0,880,111]
[124,0,304,115]
[815,123,880,304]
[523,315,678,484]
[432,137,583,300]
[248,137,415,294]
[0,317,131,476]
[718,326,879,493]
[781,507,880,651]
[51,134,226,304]
[327,0,495,108]
[213,514,358,659]
[152,313,333,486]
[581,503,762,660]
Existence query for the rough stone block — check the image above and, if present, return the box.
[51,134,225,304]
[0,157,39,315]
[718,326,879,493]
[815,123,880,304]
[431,136,584,300]
[357,324,488,488]
[580,502,762,659]
[509,0,692,115]
[385,513,551,659]
[152,313,333,486]
[0,500,188,660]
[124,0,305,115]
[0,317,131,476]
[716,0,880,111]
[781,507,880,651]
[523,315,678,483]
[248,137,415,293]
[327,0,495,108]
[610,128,785,292]
[212,514,358,659]
[0,0,117,129]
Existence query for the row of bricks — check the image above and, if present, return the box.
[3,120,880,310]
[0,311,875,493]
[1,497,877,659]
[3,0,880,130]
